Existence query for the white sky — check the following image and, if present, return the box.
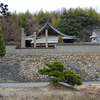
[0,0,100,13]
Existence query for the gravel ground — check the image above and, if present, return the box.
[0,83,100,100]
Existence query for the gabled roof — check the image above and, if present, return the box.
[37,21,66,36]
[25,21,76,41]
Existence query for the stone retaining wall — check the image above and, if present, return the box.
[0,53,100,82]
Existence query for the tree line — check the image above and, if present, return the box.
[0,4,100,45]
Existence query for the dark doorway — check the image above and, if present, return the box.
[63,39,75,43]
[26,40,31,47]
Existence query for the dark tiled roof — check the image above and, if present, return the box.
[37,21,76,39]
[38,21,62,35]
[26,22,76,40]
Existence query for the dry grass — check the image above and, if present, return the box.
[0,83,100,100]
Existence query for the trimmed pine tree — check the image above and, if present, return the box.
[39,61,82,86]
[0,27,6,57]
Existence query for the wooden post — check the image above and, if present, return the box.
[34,32,36,47]
[21,28,26,47]
[45,29,48,47]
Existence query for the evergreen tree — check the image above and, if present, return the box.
[0,3,10,17]
[39,61,82,86]
[58,34,64,43]
[0,27,6,57]
[57,14,100,42]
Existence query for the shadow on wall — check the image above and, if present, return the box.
[0,63,21,83]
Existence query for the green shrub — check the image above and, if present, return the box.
[39,61,65,83]
[38,61,83,86]
[0,27,6,57]
[58,34,64,43]
[63,70,82,86]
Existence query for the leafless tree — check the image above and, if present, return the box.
[77,27,93,42]
[0,16,21,45]
[25,17,40,36]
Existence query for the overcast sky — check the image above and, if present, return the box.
[0,0,100,13]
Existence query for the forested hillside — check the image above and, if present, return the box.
[0,6,100,45]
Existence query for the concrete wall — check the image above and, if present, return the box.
[0,44,100,83]
[6,44,100,55]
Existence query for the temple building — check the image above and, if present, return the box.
[21,22,76,47]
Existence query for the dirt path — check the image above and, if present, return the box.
[0,83,100,100]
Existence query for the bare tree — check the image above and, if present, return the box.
[77,27,93,42]
[25,17,40,36]
[0,16,21,45]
